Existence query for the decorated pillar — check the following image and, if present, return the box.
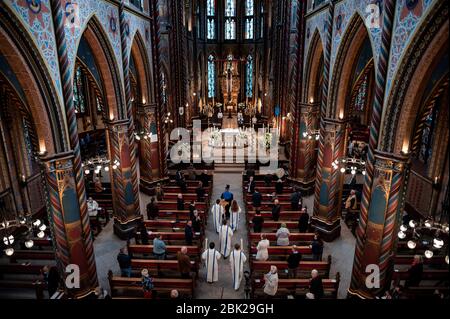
[312,118,345,241]
[348,152,408,298]
[119,0,140,215]
[295,102,320,192]
[43,152,98,298]
[49,0,98,296]
[105,119,141,239]
[136,103,160,182]
[350,0,398,299]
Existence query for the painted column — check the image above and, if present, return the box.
[105,119,141,239]
[312,118,345,241]
[350,0,398,298]
[295,102,320,192]
[49,0,97,296]
[43,152,98,298]
[348,152,408,298]
[119,0,140,218]
[136,103,160,182]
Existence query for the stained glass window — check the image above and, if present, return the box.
[260,4,264,38]
[246,55,253,97]
[207,0,215,16]
[207,18,215,39]
[225,0,236,17]
[73,66,86,113]
[354,74,367,112]
[161,72,167,104]
[208,55,215,98]
[225,18,236,40]
[245,18,254,39]
[418,100,439,164]
[207,0,215,40]
[245,0,254,15]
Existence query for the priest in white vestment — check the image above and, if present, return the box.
[219,219,234,258]
[211,199,224,233]
[201,242,221,283]
[230,243,247,290]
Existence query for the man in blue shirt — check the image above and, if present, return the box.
[153,234,166,260]
[221,185,234,219]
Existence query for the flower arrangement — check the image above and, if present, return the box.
[209,131,222,147]
[264,132,272,149]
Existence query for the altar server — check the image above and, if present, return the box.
[211,199,224,233]
[201,242,221,283]
[230,243,247,290]
[219,219,234,258]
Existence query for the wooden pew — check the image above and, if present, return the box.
[128,244,200,260]
[162,186,212,194]
[392,268,449,282]
[130,259,199,277]
[0,264,48,299]
[402,286,450,299]
[0,279,45,299]
[250,246,313,260]
[108,271,194,299]
[136,231,202,246]
[394,255,447,266]
[249,232,315,246]
[248,220,299,231]
[247,201,298,211]
[154,210,206,221]
[251,256,332,279]
[9,250,55,263]
[245,193,292,201]
[161,193,210,202]
[252,273,340,299]
[157,201,207,211]
[247,211,305,221]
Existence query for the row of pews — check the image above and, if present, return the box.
[242,174,340,299]
[108,173,214,299]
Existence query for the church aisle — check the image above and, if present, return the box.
[195,171,250,299]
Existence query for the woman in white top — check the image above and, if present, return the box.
[276,223,290,246]
[256,234,270,261]
[263,265,279,296]
[229,200,241,232]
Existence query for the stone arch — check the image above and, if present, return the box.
[130,31,151,105]
[304,30,324,103]
[73,15,125,121]
[328,13,374,119]
[0,5,67,155]
[380,3,448,154]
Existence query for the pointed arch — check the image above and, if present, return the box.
[328,13,374,119]
[73,15,125,120]
[129,30,151,105]
[380,2,448,154]
[0,5,67,154]
[303,29,324,103]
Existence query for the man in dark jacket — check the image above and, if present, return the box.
[290,189,302,210]
[185,220,194,245]
[405,255,424,287]
[175,169,187,192]
[298,208,309,233]
[177,194,185,210]
[252,188,262,208]
[252,210,264,233]
[199,170,210,187]
[146,197,159,220]
[271,199,281,221]
[264,173,273,186]
[275,179,284,194]
[287,246,302,278]
[117,247,132,277]
[177,246,192,278]
[196,182,206,201]
[307,269,324,299]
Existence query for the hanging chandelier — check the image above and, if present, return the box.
[82,156,120,175]
[302,129,320,140]
[1,216,49,256]
[398,217,449,263]
[331,157,367,175]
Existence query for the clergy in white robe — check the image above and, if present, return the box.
[201,242,221,283]
[211,199,224,233]
[219,220,234,258]
[230,244,247,290]
[263,265,279,296]
[229,200,241,231]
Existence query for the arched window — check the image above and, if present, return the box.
[260,3,264,38]
[225,0,236,40]
[73,66,86,114]
[207,0,215,39]
[208,55,215,98]
[161,72,167,104]
[246,55,253,97]
[245,0,254,39]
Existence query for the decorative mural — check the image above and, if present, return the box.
[329,0,382,84]
[61,0,123,81]
[304,7,328,73]
[7,0,62,99]
[385,0,436,99]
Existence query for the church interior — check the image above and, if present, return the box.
[0,0,448,301]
